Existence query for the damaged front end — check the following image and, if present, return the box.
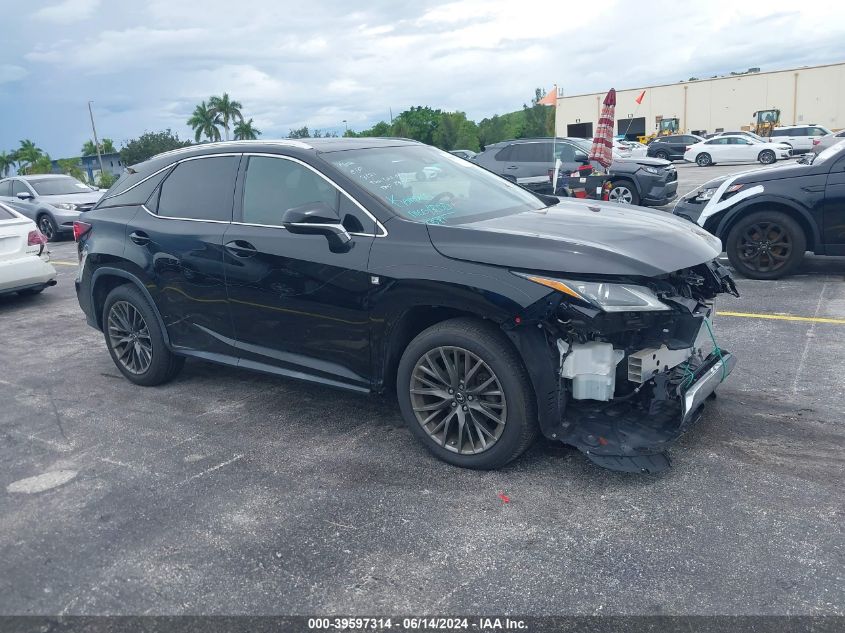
[506,260,739,474]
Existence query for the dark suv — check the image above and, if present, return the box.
[673,141,845,279]
[647,134,705,161]
[75,138,738,473]
[473,137,678,206]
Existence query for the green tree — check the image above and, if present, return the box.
[390,106,443,144]
[0,151,14,177]
[288,126,310,139]
[349,121,391,137]
[477,112,524,147]
[522,87,555,138]
[119,129,192,165]
[81,138,116,156]
[233,118,261,140]
[15,139,43,173]
[97,172,119,189]
[208,93,243,141]
[57,158,86,181]
[26,154,53,175]
[187,101,222,142]
[432,111,479,151]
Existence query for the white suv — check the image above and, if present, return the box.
[769,125,832,154]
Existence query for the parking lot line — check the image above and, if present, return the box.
[717,310,845,325]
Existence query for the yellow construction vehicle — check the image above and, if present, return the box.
[638,117,680,144]
[752,109,780,138]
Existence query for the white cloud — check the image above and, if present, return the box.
[32,0,100,22]
[0,64,28,84]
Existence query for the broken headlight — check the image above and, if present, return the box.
[515,274,670,312]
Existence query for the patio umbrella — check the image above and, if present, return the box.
[588,88,616,170]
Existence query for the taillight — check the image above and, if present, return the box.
[812,138,821,145]
[73,221,92,241]
[27,230,47,246]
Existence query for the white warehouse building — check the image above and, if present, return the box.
[554,61,845,139]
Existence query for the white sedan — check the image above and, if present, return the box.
[0,202,57,296]
[684,135,792,167]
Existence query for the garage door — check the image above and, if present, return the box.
[567,122,593,138]
[618,117,645,140]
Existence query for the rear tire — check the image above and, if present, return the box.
[654,150,669,161]
[102,284,185,386]
[396,317,538,469]
[758,150,776,165]
[726,211,806,280]
[696,153,712,167]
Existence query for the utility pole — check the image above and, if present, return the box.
[87,101,105,184]
[342,119,348,134]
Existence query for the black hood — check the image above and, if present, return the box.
[728,161,811,184]
[427,199,722,277]
[613,156,672,169]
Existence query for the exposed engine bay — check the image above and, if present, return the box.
[508,260,739,474]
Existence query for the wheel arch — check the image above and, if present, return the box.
[712,197,819,253]
[90,266,171,347]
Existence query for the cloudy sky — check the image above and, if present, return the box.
[2,0,845,158]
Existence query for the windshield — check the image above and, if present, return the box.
[31,177,96,196]
[322,145,548,225]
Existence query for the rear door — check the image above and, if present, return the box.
[504,142,551,185]
[664,136,687,158]
[123,154,240,356]
[703,137,729,160]
[728,137,758,161]
[823,152,845,253]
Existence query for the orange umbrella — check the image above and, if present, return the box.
[588,88,616,169]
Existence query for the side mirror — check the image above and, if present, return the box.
[16,191,34,201]
[574,151,590,164]
[281,202,352,253]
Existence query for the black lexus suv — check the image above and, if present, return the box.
[75,138,738,473]
[673,140,845,279]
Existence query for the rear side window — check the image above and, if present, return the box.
[156,156,239,221]
[98,167,172,209]
[0,181,10,196]
[494,146,513,161]
[771,129,789,136]
[809,127,828,136]
[705,138,728,145]
[510,143,549,162]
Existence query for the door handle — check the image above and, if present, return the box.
[225,240,257,257]
[505,165,519,170]
[129,231,149,245]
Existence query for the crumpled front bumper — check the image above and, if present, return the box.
[558,350,735,474]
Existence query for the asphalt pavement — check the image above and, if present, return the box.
[1,162,843,616]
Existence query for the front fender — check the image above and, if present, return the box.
[711,194,822,251]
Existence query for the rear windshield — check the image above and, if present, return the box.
[322,145,548,225]
[30,178,97,195]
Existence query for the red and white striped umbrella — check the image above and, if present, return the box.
[588,88,616,169]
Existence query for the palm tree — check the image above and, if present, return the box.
[16,139,43,173]
[208,93,243,141]
[233,118,261,140]
[81,138,116,156]
[187,101,222,143]
[0,151,14,177]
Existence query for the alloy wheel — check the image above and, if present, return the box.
[737,221,792,273]
[107,301,153,375]
[38,217,54,240]
[608,186,633,204]
[410,346,507,454]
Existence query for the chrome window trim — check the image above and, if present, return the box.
[140,204,231,224]
[101,164,174,201]
[152,139,313,163]
[240,152,387,237]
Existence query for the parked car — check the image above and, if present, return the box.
[811,130,845,155]
[708,131,767,143]
[673,141,845,279]
[769,125,832,154]
[0,202,56,296]
[618,140,648,157]
[449,149,477,160]
[647,134,705,161]
[0,175,103,242]
[75,138,738,473]
[474,137,678,206]
[683,135,792,166]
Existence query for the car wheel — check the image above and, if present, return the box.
[654,150,669,161]
[37,214,59,242]
[696,153,712,167]
[726,211,806,280]
[396,317,538,469]
[758,150,776,165]
[102,284,185,386]
[608,181,640,205]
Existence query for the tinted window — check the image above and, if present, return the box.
[663,136,682,142]
[494,146,512,161]
[510,143,548,162]
[11,181,30,196]
[242,156,338,228]
[836,131,845,138]
[809,127,828,136]
[554,143,577,162]
[684,136,702,143]
[771,129,789,136]
[30,177,96,195]
[727,137,751,145]
[156,156,238,221]
[705,138,728,145]
[98,167,172,209]
[0,181,10,197]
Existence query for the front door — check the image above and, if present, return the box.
[222,154,376,390]
[823,153,845,252]
[123,154,240,356]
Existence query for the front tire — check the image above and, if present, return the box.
[758,150,776,165]
[396,318,538,469]
[608,181,640,205]
[102,284,185,386]
[654,150,669,161]
[696,153,712,167]
[726,211,806,279]
[37,214,59,242]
